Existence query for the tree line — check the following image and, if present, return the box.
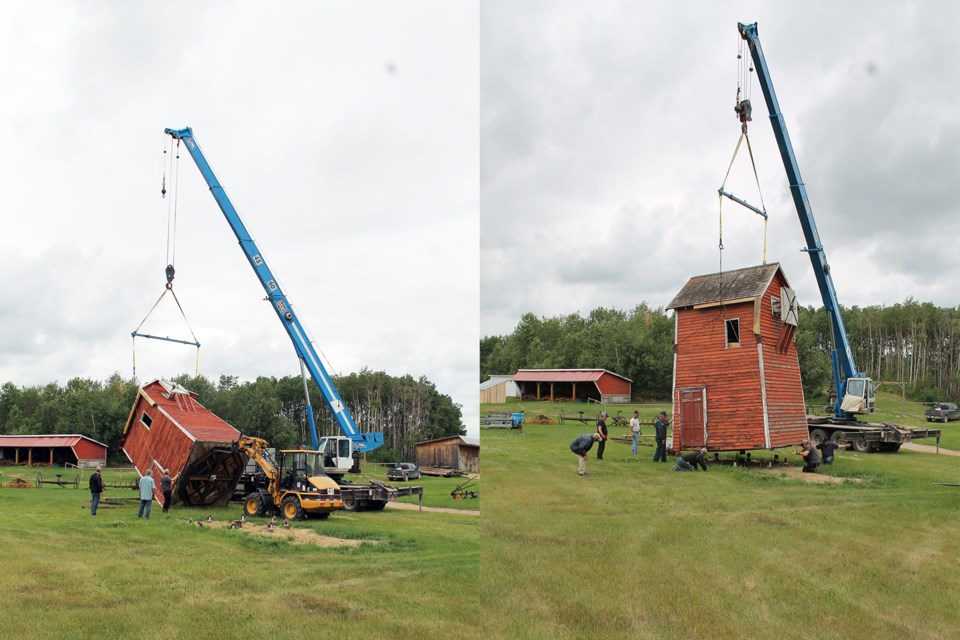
[0,369,464,462]
[481,299,960,403]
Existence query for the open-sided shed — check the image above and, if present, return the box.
[0,435,107,468]
[119,379,243,508]
[666,263,808,452]
[512,369,631,403]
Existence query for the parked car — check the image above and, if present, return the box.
[924,402,960,423]
[387,462,421,481]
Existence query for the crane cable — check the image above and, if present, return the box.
[716,36,770,321]
[130,136,200,377]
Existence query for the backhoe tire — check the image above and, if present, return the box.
[244,492,266,518]
[281,495,305,521]
[315,512,330,520]
[809,429,828,445]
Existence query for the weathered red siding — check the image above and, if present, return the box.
[120,380,242,507]
[596,374,631,397]
[72,438,107,461]
[672,270,807,452]
[756,278,808,448]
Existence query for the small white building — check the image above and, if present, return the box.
[480,375,520,404]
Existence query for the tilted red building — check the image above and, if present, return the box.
[666,263,808,452]
[119,379,243,508]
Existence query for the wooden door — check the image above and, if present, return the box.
[678,387,706,449]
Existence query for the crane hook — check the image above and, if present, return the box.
[165,264,175,289]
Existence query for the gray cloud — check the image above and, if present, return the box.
[1,2,479,435]
[480,0,960,338]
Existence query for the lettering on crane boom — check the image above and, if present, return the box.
[267,280,278,291]
[276,301,288,314]
[253,255,263,265]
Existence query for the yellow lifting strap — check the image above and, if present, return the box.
[130,280,201,378]
[718,124,768,265]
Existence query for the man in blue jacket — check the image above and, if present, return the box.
[653,411,671,463]
[570,433,601,476]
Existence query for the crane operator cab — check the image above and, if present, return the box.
[839,377,875,415]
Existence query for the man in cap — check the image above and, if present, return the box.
[570,433,602,476]
[796,439,822,473]
[653,411,671,463]
[595,411,609,460]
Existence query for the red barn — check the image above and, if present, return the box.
[512,369,632,403]
[666,263,808,452]
[119,379,243,508]
[0,435,107,468]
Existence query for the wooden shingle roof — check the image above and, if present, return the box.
[667,263,787,310]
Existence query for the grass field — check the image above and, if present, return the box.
[480,400,960,639]
[0,467,478,639]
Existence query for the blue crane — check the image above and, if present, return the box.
[164,127,384,453]
[737,23,875,420]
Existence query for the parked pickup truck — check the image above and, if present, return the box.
[924,402,960,423]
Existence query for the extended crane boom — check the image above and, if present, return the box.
[165,127,383,452]
[737,23,874,419]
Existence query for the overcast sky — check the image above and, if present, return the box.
[0,2,480,435]
[480,0,960,339]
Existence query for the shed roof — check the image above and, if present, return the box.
[480,375,516,391]
[667,263,787,310]
[416,435,479,448]
[140,379,240,442]
[513,369,632,383]
[0,434,107,449]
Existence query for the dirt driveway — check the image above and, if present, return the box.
[387,502,479,515]
[901,442,959,456]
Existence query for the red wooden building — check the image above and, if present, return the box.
[119,379,243,508]
[0,435,107,468]
[512,369,632,403]
[666,263,808,452]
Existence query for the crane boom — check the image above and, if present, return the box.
[737,23,873,419]
[165,127,383,452]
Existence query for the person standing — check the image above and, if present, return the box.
[89,465,105,516]
[160,469,180,513]
[138,469,156,520]
[796,439,822,473]
[596,411,608,460]
[570,433,601,476]
[629,410,642,455]
[653,411,670,463]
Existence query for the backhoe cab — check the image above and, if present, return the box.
[238,437,343,521]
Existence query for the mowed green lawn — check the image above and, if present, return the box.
[479,414,960,639]
[0,468,478,640]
